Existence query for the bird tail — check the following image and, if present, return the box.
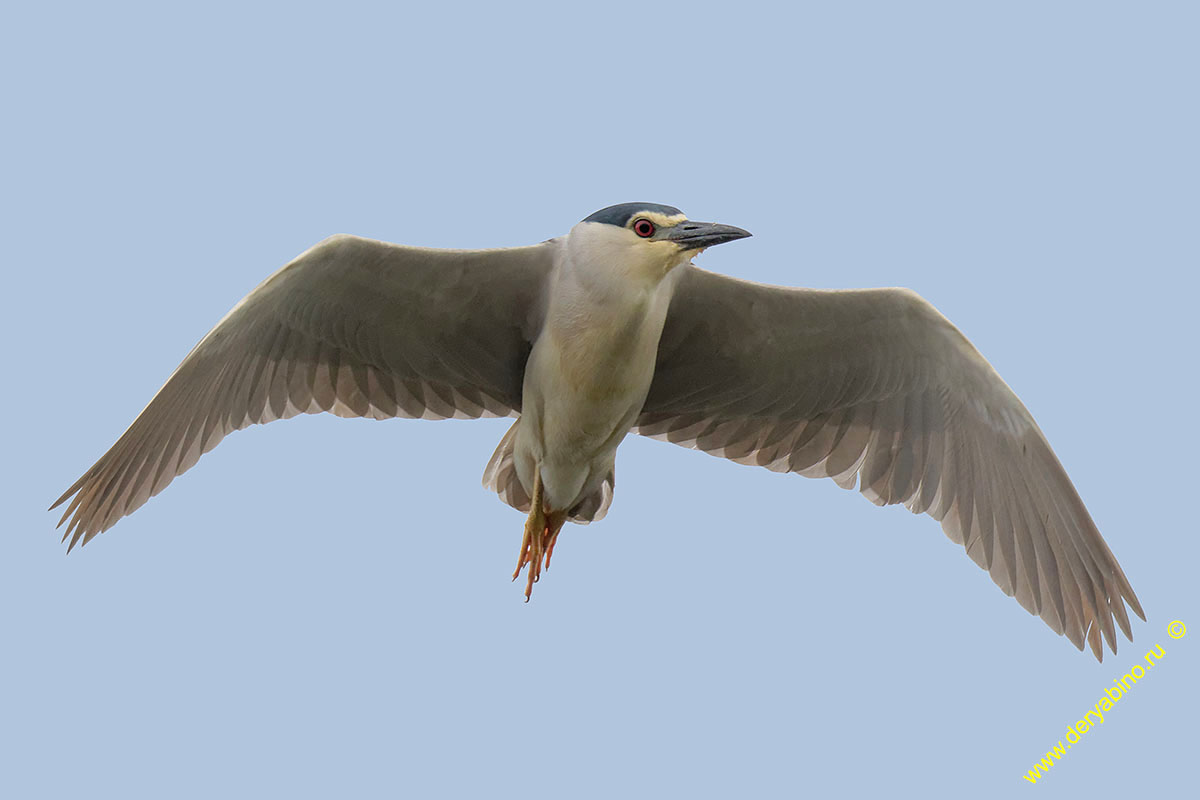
[482,420,533,513]
[482,419,613,523]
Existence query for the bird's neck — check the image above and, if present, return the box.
[548,247,685,351]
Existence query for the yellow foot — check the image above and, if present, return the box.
[512,506,545,601]
[543,520,565,571]
[510,471,568,600]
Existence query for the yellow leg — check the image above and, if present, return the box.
[543,512,567,571]
[512,472,546,601]
[511,471,569,601]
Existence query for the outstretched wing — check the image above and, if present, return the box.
[639,265,1143,660]
[52,234,555,548]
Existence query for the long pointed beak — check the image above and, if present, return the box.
[665,221,752,251]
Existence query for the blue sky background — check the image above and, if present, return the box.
[3,2,1196,797]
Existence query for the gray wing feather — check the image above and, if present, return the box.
[52,234,554,547]
[639,265,1143,660]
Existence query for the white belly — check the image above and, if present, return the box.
[514,281,676,512]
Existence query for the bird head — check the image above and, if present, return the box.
[569,203,751,282]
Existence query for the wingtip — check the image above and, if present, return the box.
[1128,594,1147,623]
[64,530,94,554]
[48,491,70,514]
[62,518,87,554]
[49,478,85,512]
[1087,624,1103,662]
[54,504,73,529]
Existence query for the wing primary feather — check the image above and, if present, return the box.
[987,439,1026,605]
[860,400,902,505]
[1034,471,1111,657]
[887,395,918,504]
[909,401,942,516]
[948,430,978,554]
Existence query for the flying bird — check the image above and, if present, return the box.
[51,202,1142,659]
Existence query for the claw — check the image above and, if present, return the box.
[544,525,562,571]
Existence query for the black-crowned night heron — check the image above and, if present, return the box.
[51,202,1142,659]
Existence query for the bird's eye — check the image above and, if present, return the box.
[633,219,655,238]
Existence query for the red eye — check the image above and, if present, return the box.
[633,219,655,238]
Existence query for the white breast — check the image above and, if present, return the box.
[514,234,686,512]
